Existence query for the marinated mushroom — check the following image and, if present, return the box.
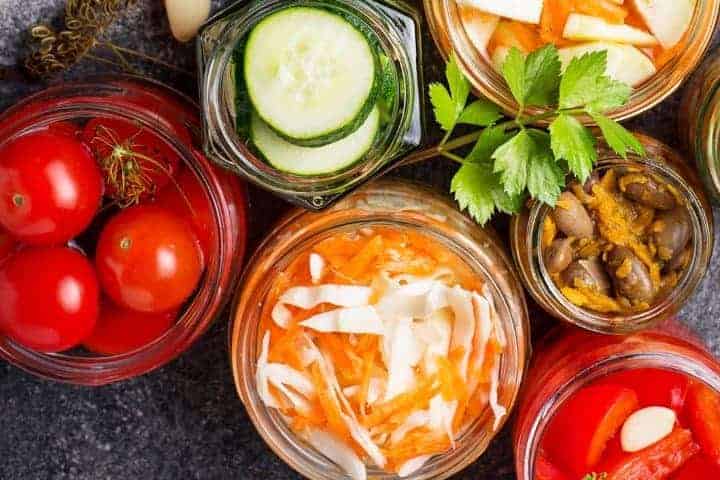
[619,173,677,210]
[653,208,692,261]
[545,238,574,274]
[562,259,612,296]
[552,192,595,239]
[605,246,655,303]
[542,166,693,315]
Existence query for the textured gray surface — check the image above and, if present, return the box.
[0,1,718,479]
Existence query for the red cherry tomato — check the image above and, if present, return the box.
[83,300,176,355]
[0,131,103,245]
[83,117,180,202]
[601,428,699,480]
[685,382,720,466]
[0,247,99,352]
[671,454,720,479]
[543,384,639,476]
[155,169,214,258]
[95,205,203,313]
[536,455,570,480]
[599,368,689,412]
[0,228,16,264]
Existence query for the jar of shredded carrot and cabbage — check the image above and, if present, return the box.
[230,179,529,480]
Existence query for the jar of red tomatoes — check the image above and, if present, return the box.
[0,77,247,385]
[425,0,719,121]
[514,324,720,480]
[510,134,713,334]
[230,178,529,480]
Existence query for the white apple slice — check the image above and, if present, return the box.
[459,5,500,60]
[458,0,543,24]
[558,42,657,87]
[631,0,695,49]
[563,14,659,47]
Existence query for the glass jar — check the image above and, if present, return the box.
[425,0,719,121]
[0,77,247,385]
[198,0,424,210]
[229,178,529,480]
[681,54,720,202]
[510,134,714,334]
[513,324,720,480]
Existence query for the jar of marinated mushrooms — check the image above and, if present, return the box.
[426,0,719,121]
[230,178,529,480]
[511,134,714,334]
[681,54,720,203]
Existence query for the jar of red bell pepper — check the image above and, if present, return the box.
[0,76,247,385]
[514,323,720,480]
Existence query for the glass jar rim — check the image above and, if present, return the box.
[229,178,529,480]
[0,77,244,384]
[427,0,720,122]
[199,0,420,205]
[519,348,720,479]
[511,143,714,334]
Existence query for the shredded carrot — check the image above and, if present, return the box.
[363,378,439,428]
[341,235,384,279]
[385,430,453,466]
[358,347,376,416]
[573,0,628,24]
[489,20,542,54]
[540,0,574,44]
[310,362,351,441]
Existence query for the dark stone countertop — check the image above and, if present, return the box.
[0,1,719,479]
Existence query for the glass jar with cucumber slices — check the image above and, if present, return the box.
[198,0,423,209]
[680,54,720,204]
[425,0,719,121]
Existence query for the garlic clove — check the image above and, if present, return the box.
[165,0,211,42]
[621,406,677,453]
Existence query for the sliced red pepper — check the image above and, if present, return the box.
[685,381,720,465]
[536,454,570,480]
[603,428,699,480]
[671,454,720,479]
[600,368,689,411]
[543,384,639,477]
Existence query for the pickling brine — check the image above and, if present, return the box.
[255,227,507,478]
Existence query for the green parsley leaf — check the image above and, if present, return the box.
[458,99,503,127]
[524,44,561,106]
[526,129,565,206]
[502,45,561,107]
[429,53,473,132]
[493,129,534,196]
[558,51,629,112]
[559,51,607,109]
[549,113,597,182]
[447,52,471,114]
[429,82,456,131]
[590,112,645,158]
[502,48,527,107]
[451,162,523,225]
[466,126,513,164]
[586,76,631,113]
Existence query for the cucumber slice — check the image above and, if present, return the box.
[251,107,380,176]
[244,7,379,146]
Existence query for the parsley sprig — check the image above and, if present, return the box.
[582,473,607,480]
[427,45,645,225]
